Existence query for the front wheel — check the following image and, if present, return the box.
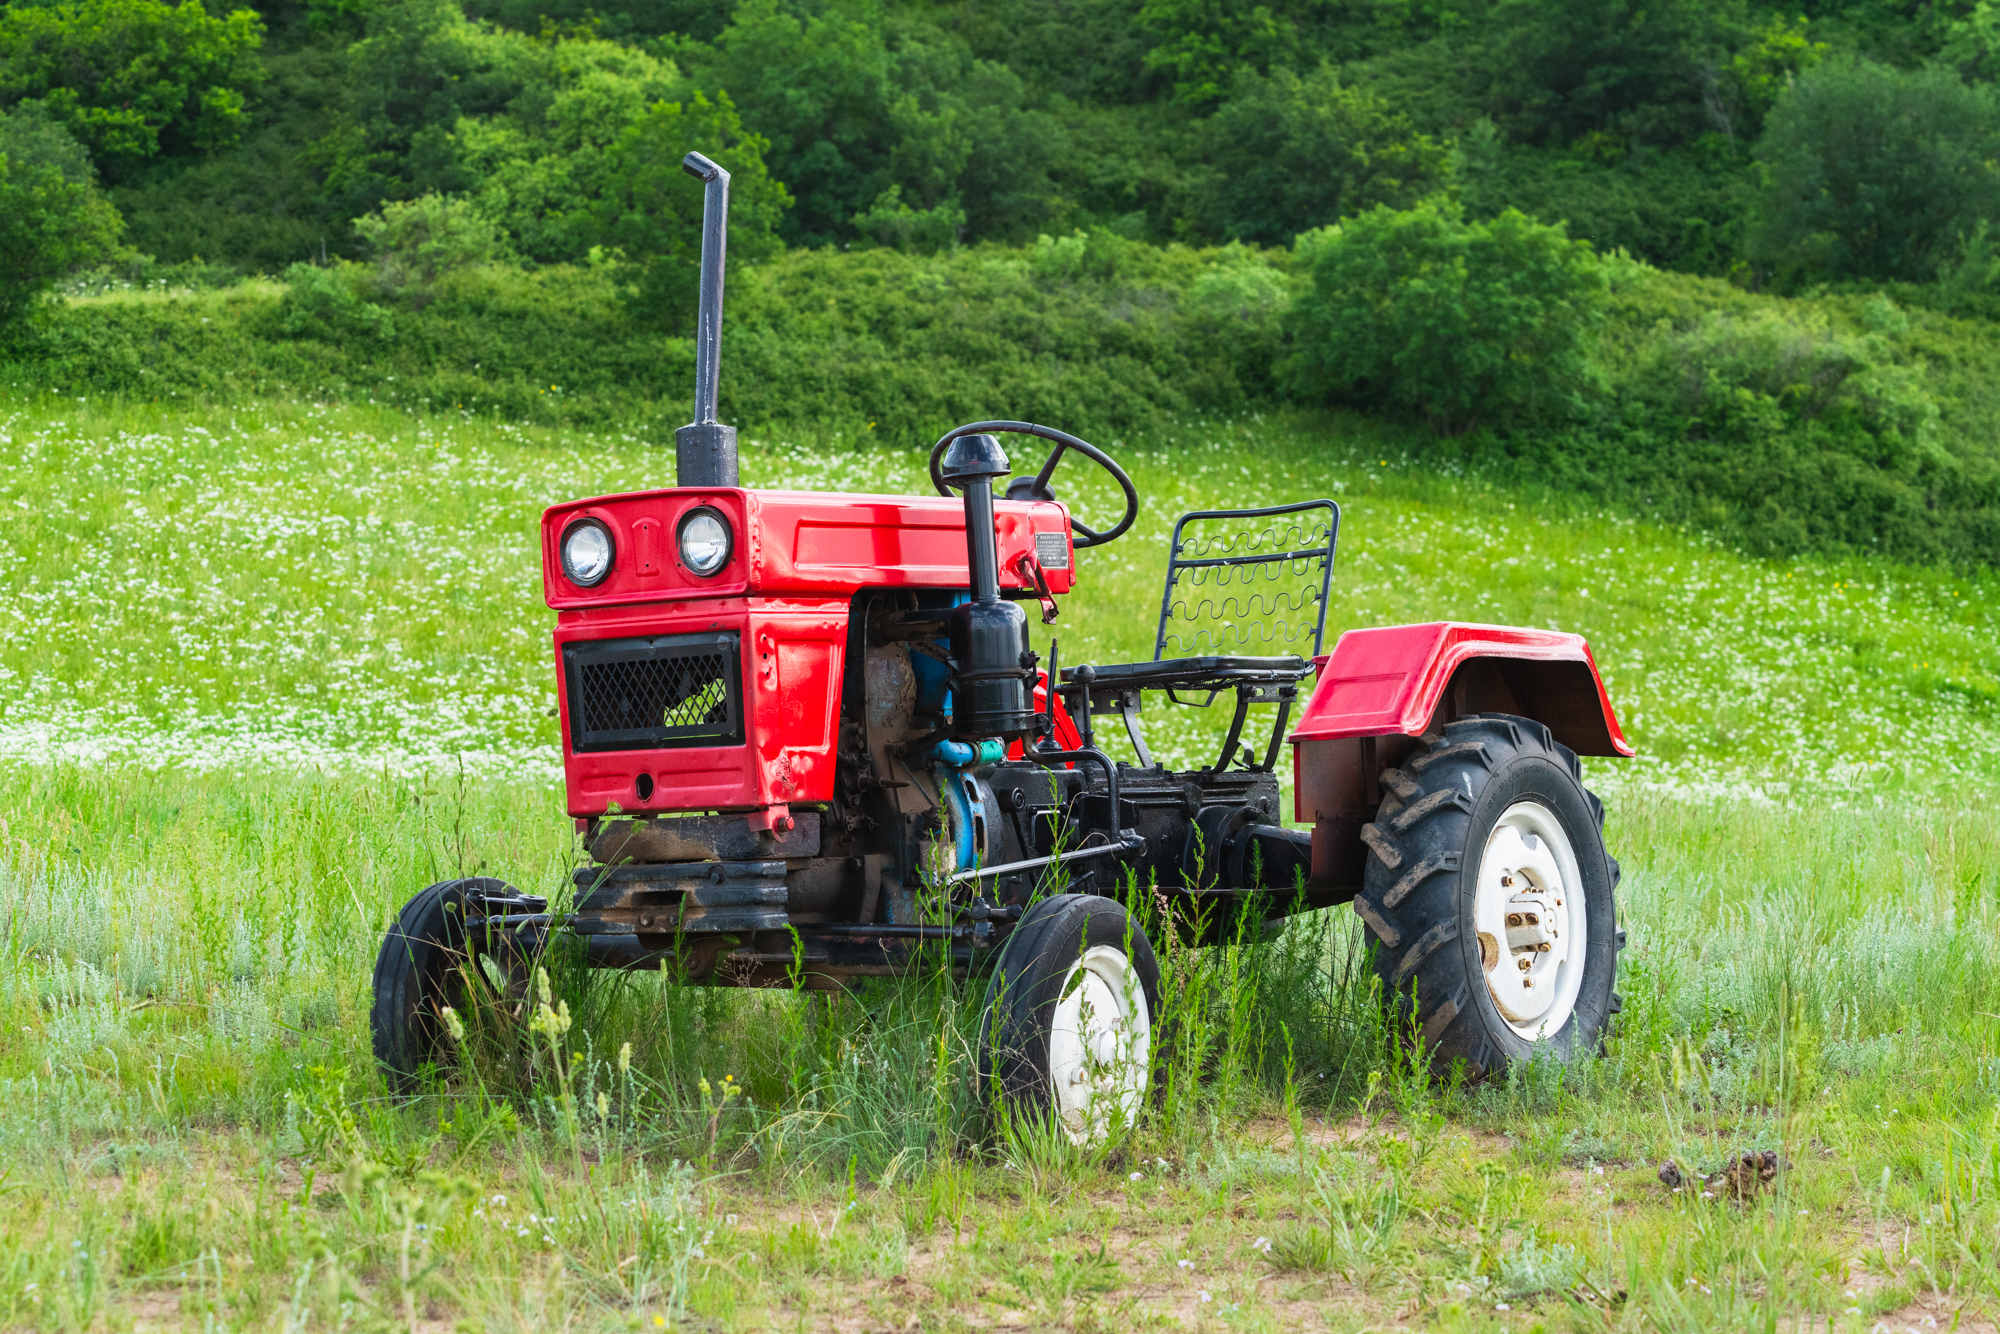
[1353,714,1621,1077]
[371,878,538,1093]
[979,894,1161,1143]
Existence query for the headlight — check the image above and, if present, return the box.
[677,507,732,576]
[560,518,615,587]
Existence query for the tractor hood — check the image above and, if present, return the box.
[540,487,1078,610]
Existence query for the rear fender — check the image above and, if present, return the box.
[1289,622,1630,894]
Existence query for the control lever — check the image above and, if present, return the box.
[1013,550,1059,624]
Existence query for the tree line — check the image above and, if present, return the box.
[9,0,2000,310]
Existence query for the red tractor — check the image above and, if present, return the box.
[371,155,1633,1133]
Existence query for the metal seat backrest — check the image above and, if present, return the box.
[1153,500,1340,663]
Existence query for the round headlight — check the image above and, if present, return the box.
[560,518,615,587]
[677,507,732,576]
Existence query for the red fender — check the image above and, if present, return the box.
[1289,622,1631,893]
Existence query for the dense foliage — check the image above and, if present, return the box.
[5,0,2000,566]
[0,0,1984,282]
[1752,58,2000,285]
[0,0,265,169]
[1283,201,1604,435]
[9,235,1998,565]
[0,106,123,333]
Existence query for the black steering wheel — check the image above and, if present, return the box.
[928,420,1140,549]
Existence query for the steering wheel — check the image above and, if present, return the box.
[928,420,1140,549]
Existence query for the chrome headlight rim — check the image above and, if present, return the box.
[676,505,733,577]
[559,516,616,588]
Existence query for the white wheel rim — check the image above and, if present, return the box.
[1046,945,1150,1144]
[1472,800,1587,1041]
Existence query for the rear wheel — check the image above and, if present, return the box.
[1353,714,1621,1078]
[371,878,536,1093]
[980,894,1160,1143]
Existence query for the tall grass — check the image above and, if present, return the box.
[2,398,1994,793]
[4,399,2000,1326]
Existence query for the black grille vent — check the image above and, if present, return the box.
[563,632,743,752]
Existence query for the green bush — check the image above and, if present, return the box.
[6,238,1290,438]
[353,192,510,302]
[850,185,965,254]
[0,106,123,339]
[1753,59,2000,285]
[277,262,394,341]
[1605,292,1961,559]
[1456,265,2000,564]
[105,44,352,271]
[677,0,1061,247]
[1282,199,1607,435]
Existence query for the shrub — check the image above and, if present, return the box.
[353,192,510,302]
[0,106,123,339]
[1610,301,1953,557]
[1466,264,2000,565]
[277,262,393,342]
[1753,59,2000,285]
[1282,199,1606,435]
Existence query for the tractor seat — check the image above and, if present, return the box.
[1057,656,1315,771]
[1052,499,1339,772]
[1063,655,1311,694]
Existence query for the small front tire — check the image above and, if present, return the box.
[371,877,527,1093]
[980,894,1161,1144]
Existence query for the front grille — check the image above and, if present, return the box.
[563,632,743,752]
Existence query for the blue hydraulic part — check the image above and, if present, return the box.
[911,641,952,718]
[911,590,970,721]
[931,738,1005,873]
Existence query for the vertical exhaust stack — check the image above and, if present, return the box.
[939,433,1034,740]
[676,151,737,488]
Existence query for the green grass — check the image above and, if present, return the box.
[2,397,1994,791]
[3,397,2000,1329]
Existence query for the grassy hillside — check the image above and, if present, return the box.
[2,399,2000,1328]
[4,397,1996,792]
[12,242,2000,569]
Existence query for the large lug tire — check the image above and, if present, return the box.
[1353,714,1622,1078]
[371,877,528,1093]
[980,894,1161,1144]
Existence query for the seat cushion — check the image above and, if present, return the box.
[1061,655,1310,691]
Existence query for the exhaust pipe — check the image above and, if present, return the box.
[675,151,737,488]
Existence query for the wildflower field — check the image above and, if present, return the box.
[2,397,1999,1331]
